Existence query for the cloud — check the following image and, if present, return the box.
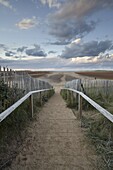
[14,56,27,59]
[53,0,113,20]
[0,44,5,48]
[48,0,113,42]
[26,44,47,57]
[40,0,60,8]
[2,44,47,59]
[0,44,7,51]
[5,47,27,58]
[17,46,27,52]
[1,55,113,71]
[98,53,113,60]
[0,0,13,10]
[71,38,81,44]
[49,18,97,42]
[48,50,57,54]
[60,40,113,58]
[5,51,16,57]
[50,41,70,45]
[16,17,38,30]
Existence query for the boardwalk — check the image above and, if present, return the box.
[7,92,98,170]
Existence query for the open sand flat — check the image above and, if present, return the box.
[29,72,82,82]
[7,92,99,170]
[31,72,83,92]
[77,71,113,79]
[28,70,113,81]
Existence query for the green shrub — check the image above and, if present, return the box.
[0,80,25,112]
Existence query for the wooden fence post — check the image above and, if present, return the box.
[0,66,1,81]
[40,92,42,106]
[6,67,9,86]
[46,90,49,99]
[3,67,5,83]
[66,89,69,102]
[78,94,82,119]
[29,94,34,118]
[45,90,47,99]
[71,91,74,106]
[9,69,12,88]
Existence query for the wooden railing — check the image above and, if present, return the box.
[65,78,113,99]
[61,88,113,123]
[0,65,53,113]
[0,88,54,123]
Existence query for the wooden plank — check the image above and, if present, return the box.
[29,94,34,118]
[40,91,42,106]
[78,94,82,120]
[3,67,5,82]
[62,88,113,123]
[66,89,69,102]
[70,91,73,106]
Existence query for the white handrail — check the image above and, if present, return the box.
[62,88,113,123]
[0,88,53,122]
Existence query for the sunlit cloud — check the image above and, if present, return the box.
[1,55,113,71]
[71,38,81,44]
[60,40,113,58]
[16,17,38,30]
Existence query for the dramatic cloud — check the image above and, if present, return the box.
[60,40,113,58]
[26,44,47,57]
[40,0,60,8]
[49,17,97,42]
[53,0,113,20]
[16,17,38,30]
[0,0,13,10]
[49,0,113,43]
[49,3,97,42]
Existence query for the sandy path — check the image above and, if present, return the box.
[7,92,98,170]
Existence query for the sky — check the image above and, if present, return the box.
[0,0,113,70]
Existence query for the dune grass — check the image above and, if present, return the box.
[61,89,113,170]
